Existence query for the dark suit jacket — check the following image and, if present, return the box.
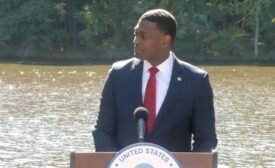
[92,54,217,152]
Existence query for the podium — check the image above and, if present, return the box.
[70,151,217,168]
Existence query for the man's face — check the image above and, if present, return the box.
[133,19,168,64]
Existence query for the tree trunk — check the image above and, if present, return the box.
[254,6,259,57]
[67,0,77,49]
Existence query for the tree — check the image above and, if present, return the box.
[0,0,67,58]
[0,0,274,61]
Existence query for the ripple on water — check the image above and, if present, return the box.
[0,64,274,167]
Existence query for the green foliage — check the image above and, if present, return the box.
[204,29,252,58]
[0,0,274,61]
[0,0,67,57]
[77,0,156,59]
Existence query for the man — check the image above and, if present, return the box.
[92,9,217,152]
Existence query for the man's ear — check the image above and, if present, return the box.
[162,34,172,48]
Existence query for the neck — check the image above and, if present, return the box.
[148,51,170,66]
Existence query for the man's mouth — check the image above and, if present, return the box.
[134,47,143,53]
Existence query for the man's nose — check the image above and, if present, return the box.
[133,36,140,45]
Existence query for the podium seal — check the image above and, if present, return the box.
[107,143,182,168]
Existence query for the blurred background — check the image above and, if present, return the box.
[0,0,275,168]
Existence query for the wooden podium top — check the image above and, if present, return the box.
[70,152,217,168]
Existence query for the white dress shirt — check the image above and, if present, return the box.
[142,52,174,115]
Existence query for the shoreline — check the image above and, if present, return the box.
[0,57,275,66]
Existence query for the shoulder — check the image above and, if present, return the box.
[179,60,207,75]
[174,55,208,78]
[173,55,212,93]
[111,58,141,71]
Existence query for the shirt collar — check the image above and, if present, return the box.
[143,51,174,77]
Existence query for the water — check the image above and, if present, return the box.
[0,63,274,167]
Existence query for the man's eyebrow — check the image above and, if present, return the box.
[133,28,147,33]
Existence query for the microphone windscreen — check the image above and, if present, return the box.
[133,107,148,121]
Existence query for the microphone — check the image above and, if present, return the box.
[133,107,148,142]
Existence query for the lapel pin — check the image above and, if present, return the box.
[177,77,182,81]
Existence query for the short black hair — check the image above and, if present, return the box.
[139,9,177,43]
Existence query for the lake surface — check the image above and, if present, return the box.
[0,63,274,168]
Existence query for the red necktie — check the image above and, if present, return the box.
[144,67,159,133]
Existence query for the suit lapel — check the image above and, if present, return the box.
[126,59,143,108]
[151,56,187,133]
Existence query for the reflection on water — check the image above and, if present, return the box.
[210,66,275,168]
[0,63,274,167]
[0,64,107,168]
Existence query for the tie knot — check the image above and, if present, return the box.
[149,67,159,75]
